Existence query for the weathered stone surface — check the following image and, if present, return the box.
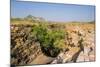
[30,54,54,64]
[11,25,41,65]
[11,23,95,65]
[51,24,95,63]
[52,47,80,64]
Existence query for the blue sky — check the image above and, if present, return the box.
[11,0,95,22]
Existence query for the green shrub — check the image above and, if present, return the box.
[32,23,65,57]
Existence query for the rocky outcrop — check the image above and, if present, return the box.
[51,24,95,63]
[11,23,95,65]
[51,47,80,64]
[11,24,54,65]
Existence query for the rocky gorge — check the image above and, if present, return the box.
[11,22,95,65]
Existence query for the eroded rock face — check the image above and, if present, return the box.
[51,24,95,64]
[11,25,43,65]
[11,23,95,65]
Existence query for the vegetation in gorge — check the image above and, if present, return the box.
[32,23,66,57]
[11,16,95,65]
